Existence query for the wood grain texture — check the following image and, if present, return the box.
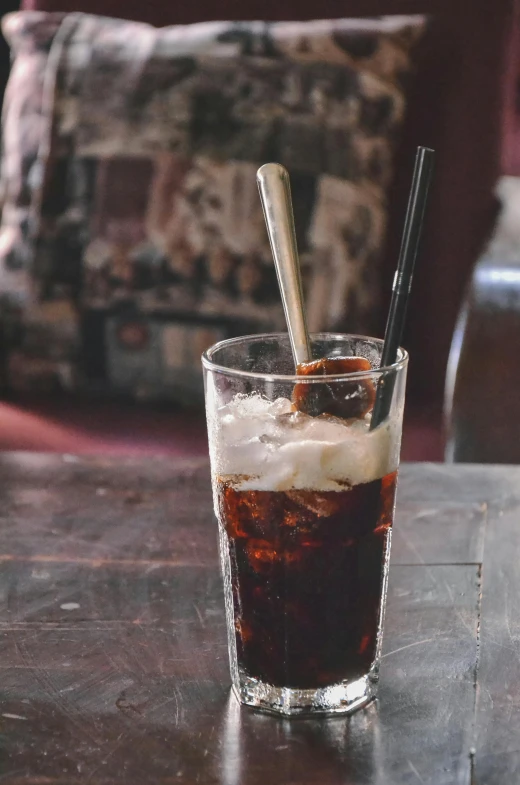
[392,502,486,565]
[0,563,479,785]
[1,457,520,783]
[473,495,520,783]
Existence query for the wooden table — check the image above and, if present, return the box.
[1,456,520,784]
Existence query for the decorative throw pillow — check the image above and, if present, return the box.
[0,11,424,401]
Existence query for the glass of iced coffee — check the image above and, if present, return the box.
[203,332,407,716]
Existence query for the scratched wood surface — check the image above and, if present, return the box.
[1,456,519,784]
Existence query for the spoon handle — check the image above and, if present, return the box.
[257,163,312,367]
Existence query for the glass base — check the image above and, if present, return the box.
[234,669,378,717]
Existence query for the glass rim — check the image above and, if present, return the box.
[202,332,408,383]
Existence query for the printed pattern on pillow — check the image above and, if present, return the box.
[0,12,424,400]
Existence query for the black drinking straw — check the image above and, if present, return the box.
[371,146,435,430]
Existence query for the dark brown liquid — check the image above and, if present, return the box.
[216,471,397,689]
[293,356,376,419]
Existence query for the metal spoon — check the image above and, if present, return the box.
[257,163,312,368]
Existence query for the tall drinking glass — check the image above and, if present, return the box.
[202,333,408,716]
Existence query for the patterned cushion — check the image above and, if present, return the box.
[0,11,424,401]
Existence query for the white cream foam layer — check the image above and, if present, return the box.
[210,394,400,491]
